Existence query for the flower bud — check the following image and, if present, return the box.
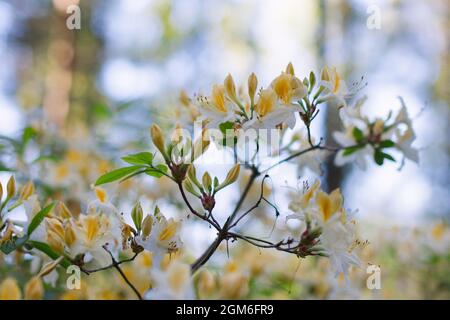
[46,230,64,254]
[224,74,238,103]
[45,218,65,239]
[19,181,34,201]
[201,194,215,212]
[150,124,167,158]
[248,73,258,102]
[38,256,64,277]
[131,202,143,232]
[0,278,22,300]
[64,224,76,247]
[6,176,15,199]
[285,62,295,75]
[321,66,331,82]
[197,269,216,298]
[179,90,191,107]
[58,202,73,219]
[192,129,210,161]
[141,214,153,240]
[24,276,44,300]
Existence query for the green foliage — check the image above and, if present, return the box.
[95,165,145,186]
[27,202,56,236]
[121,152,154,165]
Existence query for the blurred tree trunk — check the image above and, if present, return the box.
[317,0,355,192]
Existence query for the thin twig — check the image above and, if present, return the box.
[177,182,221,231]
[104,247,143,300]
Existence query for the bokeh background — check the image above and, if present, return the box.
[0,0,449,299]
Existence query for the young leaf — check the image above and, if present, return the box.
[95,166,143,186]
[121,152,153,165]
[343,145,363,156]
[27,202,56,236]
[28,241,71,269]
[145,164,168,178]
[374,150,384,165]
[309,71,316,91]
[382,152,395,162]
[379,140,395,148]
[352,127,364,142]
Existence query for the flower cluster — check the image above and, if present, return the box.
[0,62,422,300]
[287,181,365,280]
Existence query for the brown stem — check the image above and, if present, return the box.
[191,166,260,272]
[191,235,224,273]
[177,182,220,231]
[104,247,143,300]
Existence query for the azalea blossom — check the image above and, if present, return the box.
[145,261,194,300]
[197,84,239,128]
[135,208,182,268]
[287,181,362,279]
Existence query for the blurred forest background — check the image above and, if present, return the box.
[0,0,449,299]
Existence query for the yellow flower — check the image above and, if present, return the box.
[211,84,227,113]
[316,189,343,223]
[431,223,445,241]
[0,278,22,300]
[254,88,277,117]
[24,277,44,300]
[94,187,108,204]
[271,65,306,104]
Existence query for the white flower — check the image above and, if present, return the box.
[69,211,122,269]
[197,84,238,128]
[286,180,321,221]
[393,100,419,164]
[333,129,373,170]
[320,66,350,108]
[135,209,182,268]
[245,88,302,130]
[339,95,368,127]
[145,261,195,300]
[287,184,362,279]
[313,189,362,278]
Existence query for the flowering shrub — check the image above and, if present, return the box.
[0,63,421,300]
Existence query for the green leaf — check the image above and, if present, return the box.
[27,202,56,236]
[145,164,168,178]
[95,165,143,186]
[374,149,396,166]
[219,121,234,134]
[92,102,112,119]
[343,145,363,156]
[379,140,395,148]
[309,71,316,91]
[121,152,154,165]
[352,127,364,142]
[218,121,237,147]
[22,126,37,146]
[28,241,71,269]
[382,152,396,162]
[374,150,384,165]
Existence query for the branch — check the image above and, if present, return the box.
[177,182,221,231]
[80,252,139,274]
[104,247,143,300]
[229,174,270,229]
